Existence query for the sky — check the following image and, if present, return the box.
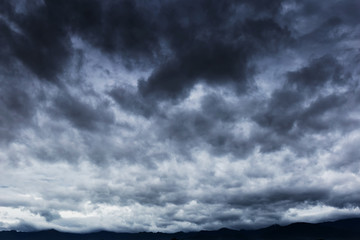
[0,0,360,233]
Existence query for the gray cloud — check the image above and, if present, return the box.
[109,87,156,118]
[286,55,346,90]
[0,0,359,234]
[0,1,71,82]
[33,209,61,222]
[0,84,35,143]
[49,92,114,132]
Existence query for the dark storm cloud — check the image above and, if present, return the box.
[293,0,360,26]
[45,0,292,102]
[286,55,346,90]
[199,93,239,122]
[0,56,41,145]
[296,93,348,131]
[0,0,354,89]
[0,19,38,144]
[0,84,35,143]
[109,87,155,118]
[253,89,303,135]
[138,40,250,100]
[226,188,329,208]
[300,17,345,45]
[138,15,291,100]
[251,53,357,153]
[0,20,14,68]
[0,0,360,234]
[2,0,289,92]
[251,91,351,154]
[152,92,258,159]
[0,1,71,82]
[49,92,114,132]
[0,0,157,82]
[44,0,161,66]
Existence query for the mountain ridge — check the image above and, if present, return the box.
[1,218,359,240]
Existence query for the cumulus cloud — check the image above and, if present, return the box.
[0,0,359,233]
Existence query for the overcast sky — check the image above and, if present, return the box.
[0,0,360,233]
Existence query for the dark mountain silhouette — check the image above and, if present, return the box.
[1,218,359,240]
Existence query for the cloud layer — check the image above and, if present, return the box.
[0,0,359,233]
